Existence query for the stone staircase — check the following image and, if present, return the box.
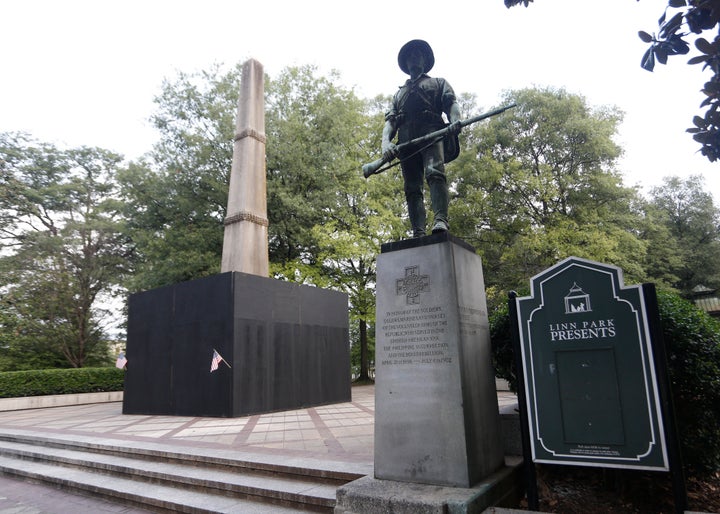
[0,431,365,512]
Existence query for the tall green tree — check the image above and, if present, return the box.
[120,64,406,379]
[268,81,407,381]
[0,133,128,369]
[645,174,720,293]
[119,64,240,292]
[121,64,381,289]
[450,88,646,308]
[309,133,407,380]
[265,66,377,269]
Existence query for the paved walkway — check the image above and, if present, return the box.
[0,385,518,513]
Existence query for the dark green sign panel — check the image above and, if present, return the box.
[516,257,668,470]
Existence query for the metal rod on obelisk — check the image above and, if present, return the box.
[221,59,269,276]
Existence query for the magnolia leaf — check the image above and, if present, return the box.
[703,80,720,93]
[641,47,656,71]
[692,115,707,128]
[709,109,720,125]
[659,12,685,38]
[638,30,654,43]
[660,12,684,34]
[695,37,714,54]
[668,35,691,54]
[688,55,708,65]
[668,0,687,7]
[656,47,669,64]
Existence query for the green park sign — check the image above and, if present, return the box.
[515,257,669,470]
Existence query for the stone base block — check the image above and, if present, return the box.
[335,457,524,514]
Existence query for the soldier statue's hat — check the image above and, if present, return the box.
[398,39,435,74]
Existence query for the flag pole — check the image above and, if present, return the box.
[214,348,232,368]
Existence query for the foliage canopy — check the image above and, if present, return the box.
[3,61,719,383]
[0,133,128,369]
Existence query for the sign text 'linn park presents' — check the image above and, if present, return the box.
[515,257,669,470]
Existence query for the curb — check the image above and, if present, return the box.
[0,391,123,412]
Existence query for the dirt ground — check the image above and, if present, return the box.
[517,465,720,513]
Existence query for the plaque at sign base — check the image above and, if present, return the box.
[374,233,504,487]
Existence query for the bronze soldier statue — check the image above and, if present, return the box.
[381,39,462,237]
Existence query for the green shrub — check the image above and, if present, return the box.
[656,290,720,475]
[490,302,517,391]
[491,289,720,475]
[0,367,124,398]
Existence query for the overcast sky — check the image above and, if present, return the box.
[2,0,718,200]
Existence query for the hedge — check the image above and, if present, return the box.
[0,367,124,399]
[491,289,720,475]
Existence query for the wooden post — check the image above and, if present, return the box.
[508,290,539,510]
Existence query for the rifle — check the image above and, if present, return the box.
[362,103,517,178]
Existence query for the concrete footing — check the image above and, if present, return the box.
[335,456,524,514]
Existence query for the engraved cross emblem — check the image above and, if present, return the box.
[396,265,430,305]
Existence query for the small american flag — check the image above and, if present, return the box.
[210,349,229,372]
[115,352,128,369]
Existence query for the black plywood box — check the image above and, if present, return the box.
[123,272,350,417]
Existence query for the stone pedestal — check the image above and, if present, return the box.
[123,272,350,417]
[374,233,504,487]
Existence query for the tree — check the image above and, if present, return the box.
[505,0,720,162]
[0,290,69,371]
[119,64,240,292]
[645,174,720,293]
[120,64,406,380]
[122,64,379,289]
[265,66,377,269]
[450,88,647,308]
[310,147,407,381]
[267,78,407,382]
[0,133,129,369]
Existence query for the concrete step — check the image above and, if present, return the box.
[0,433,359,512]
[0,429,362,484]
[0,431,360,483]
[0,455,307,513]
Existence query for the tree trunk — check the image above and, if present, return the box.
[358,318,369,381]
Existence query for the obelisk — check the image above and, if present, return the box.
[221,59,269,276]
[124,61,351,420]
